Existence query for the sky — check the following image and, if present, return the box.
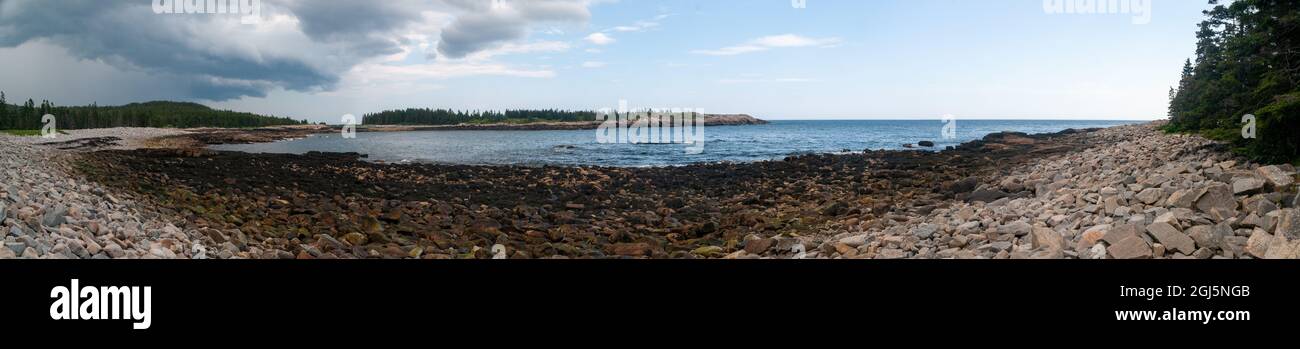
[0,0,1216,122]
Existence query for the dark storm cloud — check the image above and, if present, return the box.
[0,0,592,100]
[0,0,343,100]
[285,0,421,57]
[436,0,590,59]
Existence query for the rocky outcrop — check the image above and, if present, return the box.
[808,122,1298,259]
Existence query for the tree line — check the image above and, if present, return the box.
[0,93,307,130]
[362,108,598,125]
[1167,0,1299,163]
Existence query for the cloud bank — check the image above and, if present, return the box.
[0,0,595,101]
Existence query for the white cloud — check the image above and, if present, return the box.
[585,48,603,53]
[693,34,842,56]
[352,62,556,81]
[460,41,572,61]
[609,20,660,32]
[718,77,815,84]
[581,61,607,68]
[585,32,616,45]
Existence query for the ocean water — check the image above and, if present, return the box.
[211,120,1144,167]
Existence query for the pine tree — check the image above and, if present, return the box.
[1169,0,1299,163]
[0,91,7,129]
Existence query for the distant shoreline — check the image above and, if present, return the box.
[354,114,769,132]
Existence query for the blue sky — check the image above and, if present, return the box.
[0,0,1215,121]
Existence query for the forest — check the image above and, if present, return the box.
[1167,0,1299,164]
[0,94,306,130]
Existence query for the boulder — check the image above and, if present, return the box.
[1031,227,1064,253]
[1246,231,1273,258]
[1077,225,1109,250]
[997,221,1033,237]
[1186,225,1225,250]
[1231,176,1266,195]
[1263,234,1299,259]
[1277,209,1299,238]
[1146,222,1196,255]
[838,234,869,247]
[1108,236,1152,259]
[744,238,775,254]
[1195,183,1236,220]
[1167,187,1205,209]
[967,189,1009,203]
[1135,188,1164,205]
[1102,223,1142,245]
[911,224,940,239]
[1255,165,1296,189]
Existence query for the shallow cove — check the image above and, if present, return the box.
[211,120,1141,167]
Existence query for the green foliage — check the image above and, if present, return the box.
[0,97,305,130]
[1168,0,1300,164]
[1,129,45,136]
[1248,94,1300,163]
[362,108,597,125]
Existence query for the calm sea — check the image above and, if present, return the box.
[210,120,1144,167]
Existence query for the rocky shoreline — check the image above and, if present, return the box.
[4,122,1297,259]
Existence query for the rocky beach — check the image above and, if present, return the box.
[2,122,1297,259]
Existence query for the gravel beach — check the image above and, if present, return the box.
[2,129,208,259]
[3,123,1297,259]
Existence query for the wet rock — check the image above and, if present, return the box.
[341,232,367,246]
[611,243,653,257]
[691,246,725,257]
[917,141,935,147]
[743,238,775,254]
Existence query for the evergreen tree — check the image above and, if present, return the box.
[1169,0,1300,163]
[0,91,7,129]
